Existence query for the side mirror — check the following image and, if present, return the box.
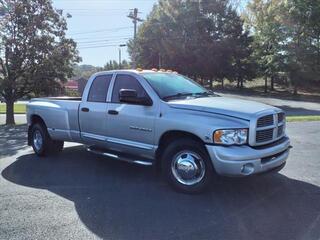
[119,89,153,106]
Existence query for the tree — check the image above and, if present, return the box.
[282,0,320,94]
[245,0,287,93]
[103,60,131,71]
[246,0,320,94]
[0,0,80,124]
[128,0,255,87]
[72,64,101,80]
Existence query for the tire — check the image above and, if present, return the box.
[30,123,64,156]
[161,138,214,194]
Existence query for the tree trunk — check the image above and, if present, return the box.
[271,76,274,91]
[221,78,224,88]
[264,76,268,93]
[240,77,243,88]
[317,33,320,65]
[6,100,15,125]
[293,85,298,95]
[237,78,240,88]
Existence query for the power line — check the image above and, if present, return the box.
[76,39,131,47]
[76,38,130,44]
[77,40,130,47]
[69,27,133,35]
[62,8,128,11]
[71,35,132,41]
[78,44,121,50]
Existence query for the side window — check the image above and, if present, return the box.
[111,74,148,103]
[87,75,112,102]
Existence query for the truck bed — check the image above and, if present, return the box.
[27,97,82,142]
[40,96,82,101]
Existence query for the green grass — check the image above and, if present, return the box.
[286,115,320,122]
[0,103,26,114]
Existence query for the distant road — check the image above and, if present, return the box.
[217,92,320,116]
[0,114,26,125]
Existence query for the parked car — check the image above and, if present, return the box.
[26,69,291,193]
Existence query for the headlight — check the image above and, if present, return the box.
[213,129,248,145]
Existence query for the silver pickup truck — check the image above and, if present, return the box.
[27,69,291,193]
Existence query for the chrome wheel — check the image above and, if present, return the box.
[171,151,206,186]
[33,130,43,151]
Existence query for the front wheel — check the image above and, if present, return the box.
[31,123,64,156]
[162,139,214,194]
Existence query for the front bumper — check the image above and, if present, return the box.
[206,137,291,176]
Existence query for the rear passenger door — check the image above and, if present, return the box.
[79,74,113,147]
[106,74,157,159]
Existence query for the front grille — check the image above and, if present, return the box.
[253,111,285,146]
[257,114,274,127]
[256,128,274,143]
[277,125,284,137]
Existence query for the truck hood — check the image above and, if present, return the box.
[167,96,279,120]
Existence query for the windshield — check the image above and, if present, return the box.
[142,73,209,100]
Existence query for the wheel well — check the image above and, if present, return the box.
[28,115,46,145]
[155,130,205,168]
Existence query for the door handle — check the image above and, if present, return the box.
[108,110,119,115]
[81,107,89,112]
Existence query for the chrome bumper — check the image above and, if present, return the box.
[206,137,291,176]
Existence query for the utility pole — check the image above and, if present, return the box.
[127,8,143,68]
[119,44,126,69]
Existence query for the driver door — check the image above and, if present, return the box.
[106,74,157,159]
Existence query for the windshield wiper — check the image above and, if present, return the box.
[162,91,216,101]
[162,92,194,101]
[193,91,216,97]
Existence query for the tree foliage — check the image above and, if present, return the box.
[246,0,320,94]
[72,64,101,80]
[128,0,256,87]
[0,0,80,124]
[103,59,131,71]
[72,60,131,80]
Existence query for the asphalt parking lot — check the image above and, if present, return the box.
[0,121,320,240]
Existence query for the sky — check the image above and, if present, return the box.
[52,0,158,67]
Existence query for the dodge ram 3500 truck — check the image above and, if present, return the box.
[27,69,291,193]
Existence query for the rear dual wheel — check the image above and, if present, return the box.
[31,123,64,156]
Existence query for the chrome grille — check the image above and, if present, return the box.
[277,125,284,137]
[253,111,286,146]
[257,114,274,127]
[256,129,274,143]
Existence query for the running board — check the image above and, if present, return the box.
[86,146,153,166]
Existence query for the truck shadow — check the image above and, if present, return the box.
[2,146,320,240]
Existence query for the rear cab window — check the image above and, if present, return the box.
[87,74,113,102]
